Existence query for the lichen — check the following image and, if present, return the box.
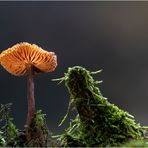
[55,66,144,147]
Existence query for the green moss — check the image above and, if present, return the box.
[0,131,5,146]
[56,66,144,147]
[0,103,18,146]
[121,139,148,147]
[26,110,49,147]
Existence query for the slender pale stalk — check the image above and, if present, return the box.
[26,65,35,127]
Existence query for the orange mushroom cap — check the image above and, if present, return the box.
[0,42,57,76]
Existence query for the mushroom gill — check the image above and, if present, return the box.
[0,42,57,76]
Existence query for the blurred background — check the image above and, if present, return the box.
[0,1,148,133]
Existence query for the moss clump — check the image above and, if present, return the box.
[56,66,144,147]
[0,132,5,146]
[25,110,49,147]
[0,103,18,147]
[26,110,60,147]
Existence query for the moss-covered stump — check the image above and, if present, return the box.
[56,66,144,147]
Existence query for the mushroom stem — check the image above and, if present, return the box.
[26,65,35,127]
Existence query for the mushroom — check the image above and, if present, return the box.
[0,42,57,129]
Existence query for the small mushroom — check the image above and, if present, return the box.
[0,42,57,129]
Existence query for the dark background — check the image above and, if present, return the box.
[0,2,147,133]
